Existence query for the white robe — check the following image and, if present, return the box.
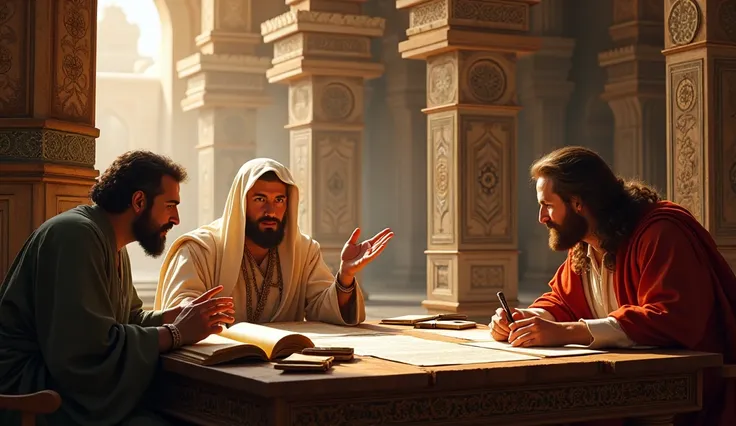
[153,158,365,325]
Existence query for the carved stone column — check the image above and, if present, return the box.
[178,0,271,225]
[663,0,736,270]
[600,0,667,191]
[397,0,540,316]
[261,1,385,272]
[0,0,99,280]
[517,0,574,292]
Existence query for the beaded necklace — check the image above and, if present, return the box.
[241,245,284,323]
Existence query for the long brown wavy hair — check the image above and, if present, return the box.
[530,146,661,274]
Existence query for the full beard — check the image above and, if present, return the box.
[547,208,588,251]
[132,207,174,257]
[245,214,287,249]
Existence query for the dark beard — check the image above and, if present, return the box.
[245,214,286,249]
[547,204,588,251]
[132,206,174,257]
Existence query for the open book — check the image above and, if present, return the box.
[171,322,315,366]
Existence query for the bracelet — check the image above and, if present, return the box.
[336,276,355,294]
[164,324,182,349]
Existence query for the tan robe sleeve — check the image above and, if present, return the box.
[302,241,366,326]
[158,243,213,309]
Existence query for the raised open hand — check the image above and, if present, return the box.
[339,227,394,278]
[173,285,235,345]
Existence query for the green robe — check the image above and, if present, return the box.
[0,205,166,425]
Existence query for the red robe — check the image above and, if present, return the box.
[529,201,736,425]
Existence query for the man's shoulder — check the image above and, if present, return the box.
[37,206,101,240]
[632,201,703,241]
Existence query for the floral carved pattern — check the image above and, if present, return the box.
[0,129,95,165]
[670,62,703,223]
[320,83,354,120]
[409,0,448,30]
[291,131,311,234]
[430,113,455,245]
[53,0,92,122]
[428,54,456,106]
[675,77,696,111]
[470,265,503,289]
[0,0,24,114]
[467,59,506,103]
[667,0,700,46]
[462,117,513,243]
[452,0,527,30]
[316,132,357,236]
[289,82,311,123]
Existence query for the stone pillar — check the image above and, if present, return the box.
[600,0,667,192]
[397,0,540,316]
[261,1,385,273]
[517,0,575,293]
[663,0,736,270]
[178,0,271,225]
[0,0,99,280]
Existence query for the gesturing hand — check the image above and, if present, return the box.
[172,285,235,346]
[339,227,394,278]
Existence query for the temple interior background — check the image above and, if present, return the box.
[1,0,730,318]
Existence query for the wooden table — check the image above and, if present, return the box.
[149,323,723,426]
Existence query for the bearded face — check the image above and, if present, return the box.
[245,213,287,249]
[132,202,175,257]
[546,202,589,251]
[244,175,289,249]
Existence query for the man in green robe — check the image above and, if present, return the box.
[0,151,235,425]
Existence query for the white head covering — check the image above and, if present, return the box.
[154,158,306,318]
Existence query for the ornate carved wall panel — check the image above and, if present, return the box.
[51,0,96,124]
[459,114,515,247]
[0,0,29,117]
[428,111,456,247]
[313,130,360,240]
[668,59,704,223]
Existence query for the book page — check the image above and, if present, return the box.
[264,322,389,339]
[310,334,539,367]
[220,322,306,358]
[465,340,605,358]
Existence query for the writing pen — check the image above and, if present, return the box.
[496,291,515,324]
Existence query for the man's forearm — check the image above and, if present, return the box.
[560,321,593,346]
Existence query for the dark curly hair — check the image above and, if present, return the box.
[90,150,187,214]
[530,146,661,274]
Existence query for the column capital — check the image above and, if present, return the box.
[396,0,540,59]
[176,53,271,111]
[261,10,385,82]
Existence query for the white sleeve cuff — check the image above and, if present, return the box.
[580,317,636,349]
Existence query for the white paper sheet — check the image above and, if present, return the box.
[311,334,538,366]
[264,322,389,339]
[464,340,605,358]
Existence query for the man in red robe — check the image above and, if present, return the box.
[490,146,736,425]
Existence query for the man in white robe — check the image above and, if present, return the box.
[154,158,393,325]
